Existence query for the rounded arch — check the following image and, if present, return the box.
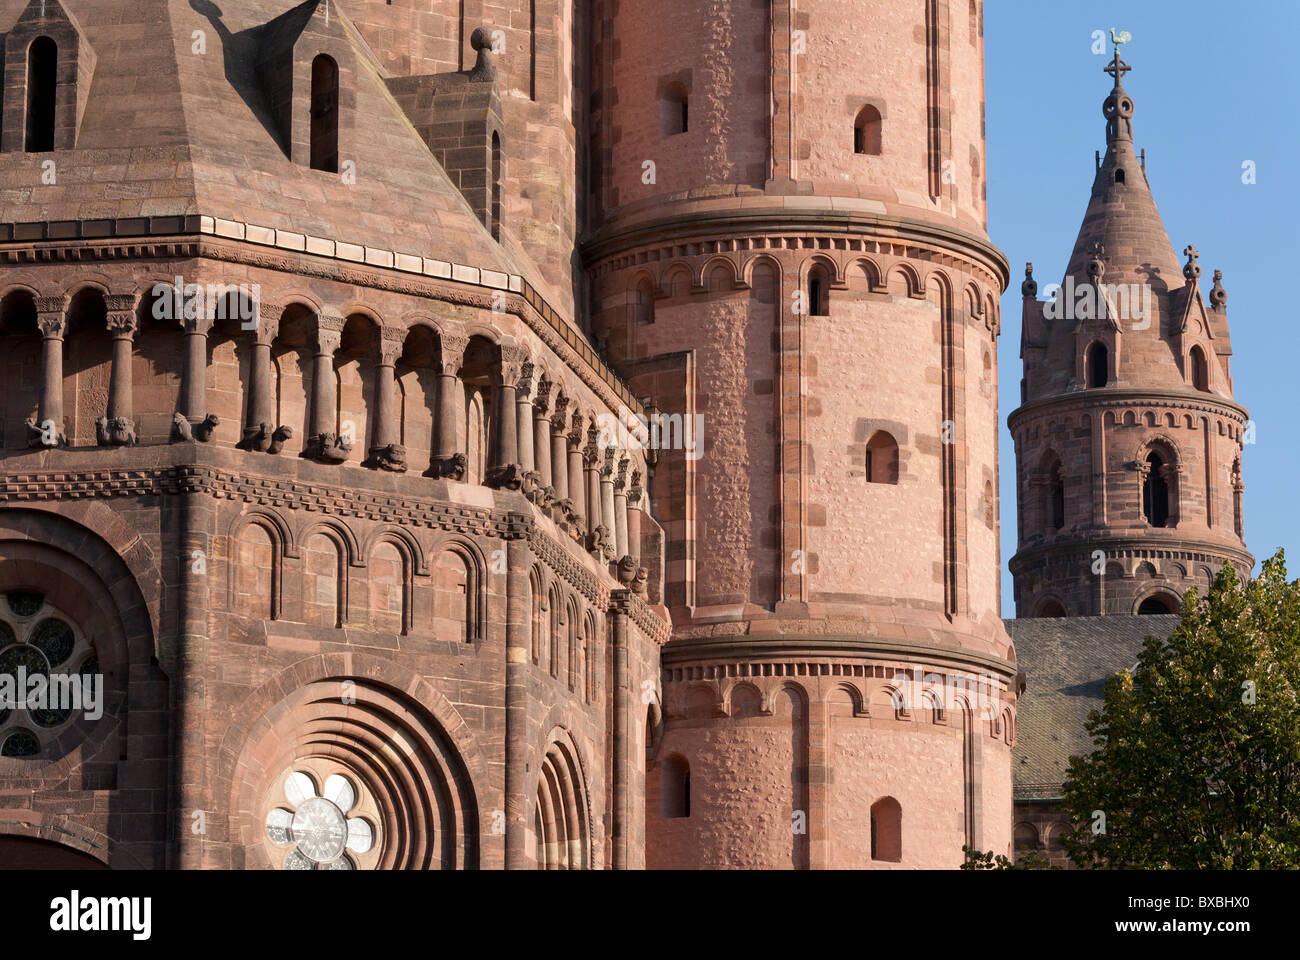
[1086,340,1109,388]
[0,814,116,868]
[58,275,113,300]
[741,253,785,289]
[532,723,594,869]
[1034,596,1067,618]
[1134,589,1180,615]
[661,263,693,299]
[431,534,489,644]
[297,516,362,568]
[362,525,427,577]
[725,680,764,718]
[888,261,923,298]
[853,103,882,155]
[699,256,737,292]
[220,654,486,870]
[683,683,719,719]
[844,256,883,291]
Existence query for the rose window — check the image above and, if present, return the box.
[0,591,98,758]
[264,764,380,870]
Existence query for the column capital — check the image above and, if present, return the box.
[497,342,529,383]
[600,446,617,478]
[629,469,644,504]
[313,313,345,355]
[438,331,470,374]
[181,312,214,335]
[533,379,554,417]
[550,394,569,429]
[378,327,406,367]
[615,456,631,491]
[104,293,140,315]
[250,299,285,344]
[37,313,66,339]
[34,295,67,317]
[516,360,536,396]
[106,311,138,337]
[568,409,587,446]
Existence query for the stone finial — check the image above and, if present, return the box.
[1021,262,1037,299]
[1182,245,1201,281]
[469,27,498,82]
[1209,269,1227,308]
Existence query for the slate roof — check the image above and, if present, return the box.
[1006,614,1181,800]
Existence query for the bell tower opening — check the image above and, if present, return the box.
[1143,452,1169,527]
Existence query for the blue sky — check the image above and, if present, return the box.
[985,1,1300,617]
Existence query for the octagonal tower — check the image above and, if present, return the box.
[1008,44,1253,618]
[584,1,1017,868]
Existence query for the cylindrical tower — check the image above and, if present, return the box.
[1008,45,1253,618]
[586,2,1016,868]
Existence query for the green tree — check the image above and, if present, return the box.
[1061,550,1300,868]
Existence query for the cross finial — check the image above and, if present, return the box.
[1183,245,1201,281]
[1184,244,1199,261]
[1104,29,1132,87]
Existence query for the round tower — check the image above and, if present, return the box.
[586,3,1017,868]
[1008,42,1253,618]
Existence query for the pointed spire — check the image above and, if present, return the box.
[1064,32,1181,288]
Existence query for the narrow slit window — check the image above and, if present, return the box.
[25,37,58,153]
[310,55,340,173]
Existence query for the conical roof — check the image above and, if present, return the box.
[1062,46,1182,292]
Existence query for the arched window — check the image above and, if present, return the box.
[806,263,830,316]
[853,105,882,156]
[633,277,654,324]
[1013,822,1041,852]
[25,37,58,153]
[1035,598,1066,618]
[1114,168,1126,184]
[1143,452,1170,527]
[870,797,902,862]
[661,82,688,136]
[490,131,502,241]
[983,479,994,528]
[1190,345,1209,391]
[310,55,340,173]
[1086,342,1109,388]
[865,431,899,485]
[661,754,690,819]
[1137,593,1178,615]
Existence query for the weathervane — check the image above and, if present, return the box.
[1104,28,1132,87]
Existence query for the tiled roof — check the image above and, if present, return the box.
[1006,614,1181,800]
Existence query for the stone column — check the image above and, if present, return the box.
[532,379,554,493]
[600,448,618,562]
[428,332,469,479]
[241,301,280,452]
[100,295,138,446]
[180,312,210,423]
[366,328,408,471]
[567,411,587,530]
[515,361,535,474]
[550,394,570,505]
[584,434,603,553]
[305,313,348,462]
[486,345,526,488]
[27,298,67,448]
[626,470,643,566]
[614,456,630,558]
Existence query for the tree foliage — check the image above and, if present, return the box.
[1061,550,1300,868]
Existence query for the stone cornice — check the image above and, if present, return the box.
[1008,386,1249,429]
[610,589,673,646]
[581,205,1011,291]
[0,463,665,618]
[1009,536,1255,573]
[661,634,1017,678]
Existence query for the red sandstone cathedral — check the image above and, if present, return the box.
[0,0,1246,870]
